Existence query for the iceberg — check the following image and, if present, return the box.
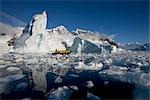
[11,11,118,53]
[14,11,48,52]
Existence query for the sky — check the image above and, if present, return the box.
[0,0,149,43]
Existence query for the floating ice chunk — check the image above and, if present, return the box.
[6,67,22,73]
[22,98,31,100]
[102,69,124,75]
[103,58,112,65]
[86,81,94,88]
[54,76,63,84]
[119,67,128,71]
[137,62,142,66]
[86,62,103,70]
[75,61,85,69]
[0,66,22,77]
[0,65,7,70]
[0,59,12,65]
[69,85,78,91]
[130,61,143,67]
[48,86,73,100]
[9,46,14,53]
[111,66,128,71]
[130,68,141,73]
[104,81,109,85]
[96,62,103,69]
[75,61,103,70]
[68,74,79,78]
[26,58,38,64]
[15,57,24,64]
[87,92,101,100]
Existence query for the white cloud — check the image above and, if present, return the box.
[0,22,23,53]
[95,31,116,40]
[0,22,23,36]
[108,34,116,39]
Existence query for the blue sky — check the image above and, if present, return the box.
[0,0,149,43]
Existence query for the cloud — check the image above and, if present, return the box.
[0,11,25,37]
[108,34,116,39]
[0,22,23,36]
[94,31,117,41]
[0,11,26,27]
[0,22,23,47]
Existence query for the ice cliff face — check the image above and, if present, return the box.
[25,11,47,51]
[13,11,48,52]
[13,11,118,53]
[65,37,101,53]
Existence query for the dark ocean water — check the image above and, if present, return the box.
[1,70,149,100]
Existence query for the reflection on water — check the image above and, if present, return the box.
[0,52,149,99]
[1,68,149,100]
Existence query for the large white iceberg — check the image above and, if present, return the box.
[14,11,48,52]
[12,11,119,53]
